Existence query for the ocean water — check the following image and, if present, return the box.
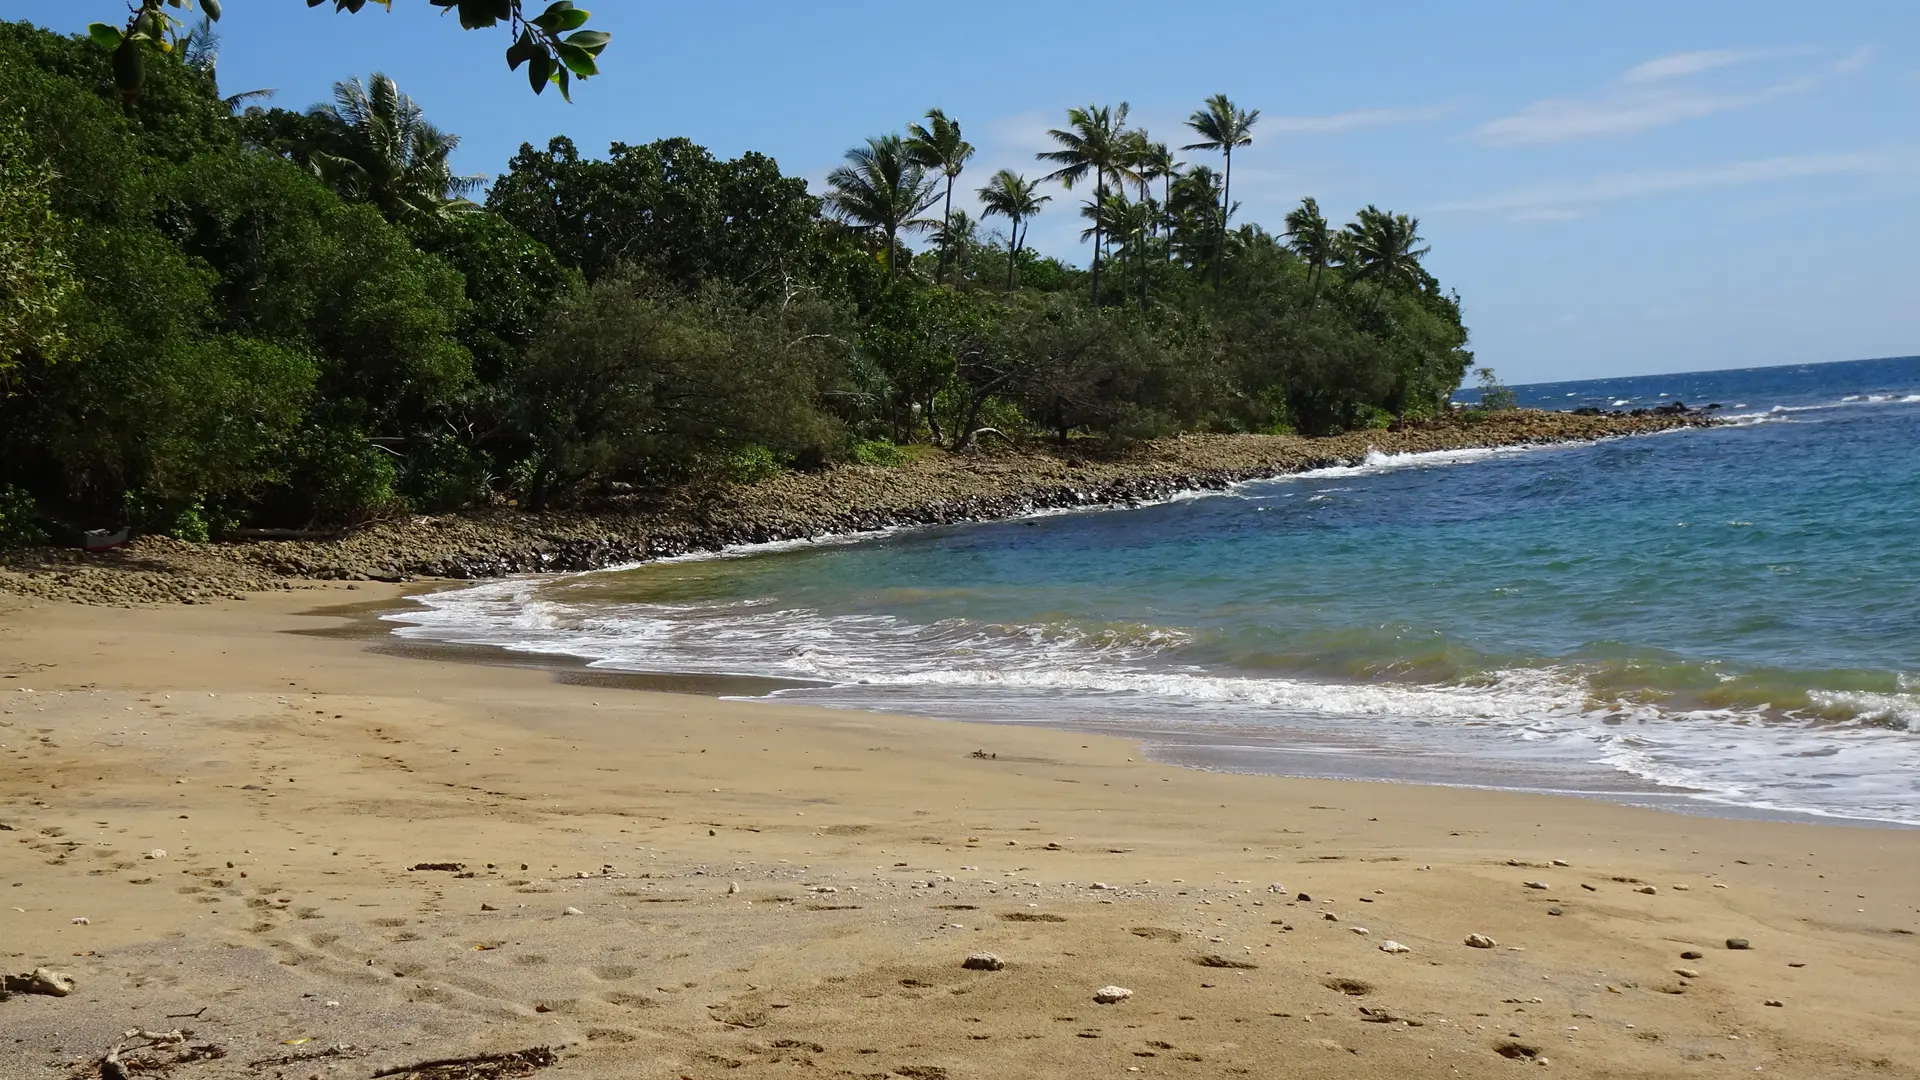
[390,355,1920,825]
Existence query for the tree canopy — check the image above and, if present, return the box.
[2,18,1475,547]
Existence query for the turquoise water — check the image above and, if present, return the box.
[393,356,1920,824]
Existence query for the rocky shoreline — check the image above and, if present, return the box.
[0,410,1712,606]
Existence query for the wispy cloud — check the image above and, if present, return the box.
[1262,103,1459,135]
[1476,47,1864,146]
[1441,149,1906,219]
[1620,49,1776,85]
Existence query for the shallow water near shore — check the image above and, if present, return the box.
[391,355,1920,825]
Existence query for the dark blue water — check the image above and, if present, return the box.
[395,356,1920,824]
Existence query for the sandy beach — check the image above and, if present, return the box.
[3,588,1917,1079]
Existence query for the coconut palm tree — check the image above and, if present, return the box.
[1167,165,1225,271]
[977,169,1051,290]
[1037,103,1130,303]
[1283,196,1335,305]
[1342,205,1429,310]
[905,109,975,285]
[1132,139,1179,261]
[301,73,479,226]
[825,134,941,280]
[1181,94,1259,287]
[932,209,979,273]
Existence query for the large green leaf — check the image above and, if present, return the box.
[87,22,124,48]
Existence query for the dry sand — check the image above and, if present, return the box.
[2,589,1917,1079]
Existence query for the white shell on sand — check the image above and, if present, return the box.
[1094,985,1133,1004]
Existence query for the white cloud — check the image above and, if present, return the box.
[1476,47,1861,146]
[1620,49,1773,85]
[1262,103,1458,135]
[1441,149,1905,218]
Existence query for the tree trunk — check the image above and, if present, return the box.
[925,393,944,446]
[1216,149,1231,288]
[1007,216,1020,290]
[885,224,897,280]
[1090,176,1104,304]
[938,175,955,284]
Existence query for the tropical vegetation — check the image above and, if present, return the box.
[0,17,1473,546]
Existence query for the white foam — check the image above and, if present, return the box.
[391,584,1920,825]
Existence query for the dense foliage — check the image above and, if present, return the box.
[0,19,1473,542]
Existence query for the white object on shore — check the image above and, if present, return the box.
[727,882,740,895]
[71,917,89,925]
[145,849,168,860]
[1379,941,1411,954]
[563,906,584,916]
[1523,880,1549,890]
[1349,927,1370,936]
[1465,934,1497,948]
[1094,985,1133,1004]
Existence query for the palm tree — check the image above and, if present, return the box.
[1283,196,1335,305]
[977,169,1051,290]
[1133,139,1179,261]
[303,73,479,226]
[905,109,975,285]
[1342,205,1430,311]
[933,209,979,272]
[825,134,941,280]
[1181,94,1259,287]
[1167,165,1225,271]
[180,16,275,115]
[1038,103,1130,303]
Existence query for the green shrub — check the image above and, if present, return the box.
[724,444,782,484]
[0,484,47,548]
[851,438,906,467]
[1475,367,1519,412]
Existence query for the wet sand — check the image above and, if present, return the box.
[2,588,1917,1079]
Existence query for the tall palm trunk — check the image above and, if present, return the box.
[1215,148,1232,288]
[884,223,898,280]
[1006,215,1021,290]
[938,174,955,283]
[1163,173,1174,263]
[1090,173,1104,304]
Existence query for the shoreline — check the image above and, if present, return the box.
[1,589,1915,1080]
[365,590,1917,832]
[0,410,1708,607]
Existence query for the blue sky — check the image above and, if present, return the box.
[7,0,1917,383]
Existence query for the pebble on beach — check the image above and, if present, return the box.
[1094,985,1133,1004]
[1379,941,1410,954]
[1465,934,1497,949]
[1726,938,1752,950]
[963,953,1005,971]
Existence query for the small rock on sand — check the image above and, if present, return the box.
[727,882,740,895]
[1349,927,1370,936]
[1465,934,1497,949]
[1765,998,1784,1007]
[1379,941,1410,954]
[1726,938,1752,951]
[1094,985,1133,1004]
[145,849,167,860]
[1675,968,1700,978]
[563,906,584,916]
[1551,859,1570,867]
[963,953,1005,971]
[1681,950,1704,960]
[1635,886,1658,895]
[2,968,76,997]
[1524,881,1550,890]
